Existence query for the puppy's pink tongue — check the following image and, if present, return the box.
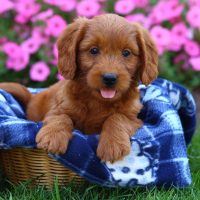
[100,89,116,98]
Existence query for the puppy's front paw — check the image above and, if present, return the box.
[36,126,72,154]
[97,138,131,163]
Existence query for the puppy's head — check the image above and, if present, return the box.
[57,14,158,101]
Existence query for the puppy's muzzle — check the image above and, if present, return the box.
[102,73,117,87]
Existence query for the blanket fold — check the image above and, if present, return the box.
[0,79,196,187]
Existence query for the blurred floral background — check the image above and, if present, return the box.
[0,0,200,89]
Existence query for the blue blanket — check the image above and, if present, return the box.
[0,79,196,187]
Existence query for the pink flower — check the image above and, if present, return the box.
[57,73,64,80]
[77,0,100,17]
[168,43,182,52]
[44,0,76,12]
[149,1,184,24]
[173,54,190,70]
[21,37,41,54]
[3,42,21,58]
[16,0,41,18]
[126,14,145,22]
[186,6,200,29]
[184,40,200,56]
[126,14,150,28]
[30,62,50,82]
[156,45,165,56]
[31,9,54,22]
[189,57,200,71]
[32,27,49,44]
[6,51,30,71]
[148,3,164,23]
[189,0,200,7]
[14,0,41,24]
[165,1,184,19]
[50,44,58,65]
[0,37,7,47]
[134,0,148,8]
[114,0,135,15]
[45,15,67,37]
[150,26,171,47]
[173,53,187,64]
[168,22,188,51]
[0,0,14,14]
[171,23,188,45]
[15,14,28,24]
[55,0,77,12]
[44,0,56,5]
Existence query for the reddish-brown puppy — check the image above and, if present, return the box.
[0,14,158,162]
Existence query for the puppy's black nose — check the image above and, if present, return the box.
[102,73,117,87]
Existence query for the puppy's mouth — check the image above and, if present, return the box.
[100,88,116,99]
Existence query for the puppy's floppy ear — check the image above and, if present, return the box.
[133,23,158,85]
[57,18,88,79]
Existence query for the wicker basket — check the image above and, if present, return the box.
[0,148,84,188]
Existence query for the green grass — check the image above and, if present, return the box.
[0,129,199,200]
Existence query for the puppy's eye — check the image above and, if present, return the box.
[122,49,131,57]
[90,47,100,55]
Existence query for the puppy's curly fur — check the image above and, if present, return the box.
[0,14,158,162]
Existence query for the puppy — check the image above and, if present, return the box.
[0,14,158,162]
